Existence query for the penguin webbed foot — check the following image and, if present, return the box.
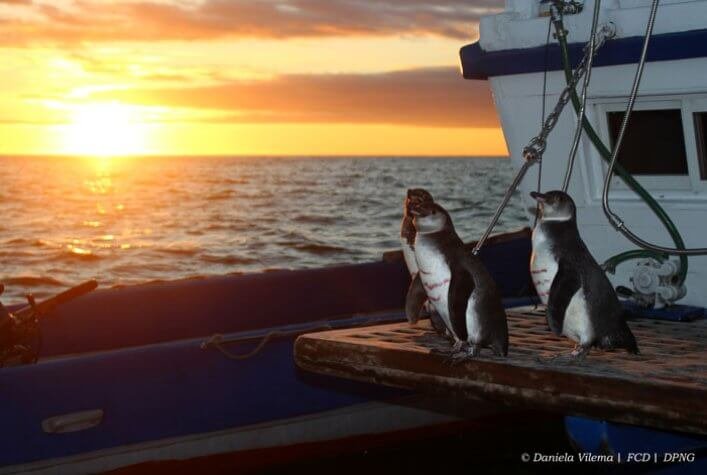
[448,340,465,353]
[443,343,482,366]
[537,345,591,366]
[440,340,465,365]
[444,351,469,366]
[570,344,591,360]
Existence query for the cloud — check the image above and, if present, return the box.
[92,66,500,128]
[0,0,504,44]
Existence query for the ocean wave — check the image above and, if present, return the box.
[1,276,65,287]
[292,215,339,225]
[3,237,53,248]
[58,251,103,262]
[153,245,201,256]
[205,190,235,201]
[202,222,249,232]
[200,177,249,186]
[223,178,249,185]
[200,254,258,266]
[3,237,31,246]
[0,250,41,259]
[294,243,348,255]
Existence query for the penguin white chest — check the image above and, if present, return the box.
[400,237,419,275]
[562,289,593,344]
[414,240,452,329]
[531,226,559,305]
[465,293,483,344]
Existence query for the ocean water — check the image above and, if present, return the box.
[0,156,527,302]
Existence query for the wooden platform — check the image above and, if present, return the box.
[295,307,707,435]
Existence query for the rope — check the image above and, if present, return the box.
[200,315,394,361]
[201,324,332,360]
[202,331,284,360]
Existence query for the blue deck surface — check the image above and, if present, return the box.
[624,302,705,322]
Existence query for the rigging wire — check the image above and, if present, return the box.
[472,20,612,256]
[552,9,688,284]
[533,14,553,229]
[561,0,602,192]
[601,0,707,256]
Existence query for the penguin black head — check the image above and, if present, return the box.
[530,190,576,222]
[405,188,434,216]
[409,201,452,234]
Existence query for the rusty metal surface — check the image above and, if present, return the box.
[295,307,707,434]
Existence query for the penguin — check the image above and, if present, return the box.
[405,200,508,358]
[400,189,448,336]
[530,190,639,358]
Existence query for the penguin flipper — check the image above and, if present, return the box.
[448,264,474,342]
[405,273,427,325]
[547,259,581,336]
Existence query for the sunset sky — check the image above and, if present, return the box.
[0,0,507,156]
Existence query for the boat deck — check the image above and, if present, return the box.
[295,307,707,435]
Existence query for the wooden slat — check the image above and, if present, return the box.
[295,307,707,435]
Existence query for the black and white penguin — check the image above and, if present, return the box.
[400,189,447,336]
[530,190,639,358]
[405,200,508,357]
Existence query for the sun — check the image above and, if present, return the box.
[63,102,147,157]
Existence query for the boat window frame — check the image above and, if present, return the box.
[683,97,707,188]
[587,98,700,197]
[693,112,707,180]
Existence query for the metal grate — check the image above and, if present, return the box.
[295,307,707,435]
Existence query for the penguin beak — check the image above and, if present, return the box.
[530,191,547,203]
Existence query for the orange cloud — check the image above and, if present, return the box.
[91,66,500,128]
[0,0,503,45]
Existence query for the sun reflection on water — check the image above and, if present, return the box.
[1,157,527,302]
[22,156,165,276]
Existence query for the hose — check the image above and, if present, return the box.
[553,11,688,286]
[601,0,707,258]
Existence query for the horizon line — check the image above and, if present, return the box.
[0,153,510,159]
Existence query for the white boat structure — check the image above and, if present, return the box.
[462,0,707,309]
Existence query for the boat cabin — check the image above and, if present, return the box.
[462,0,707,309]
